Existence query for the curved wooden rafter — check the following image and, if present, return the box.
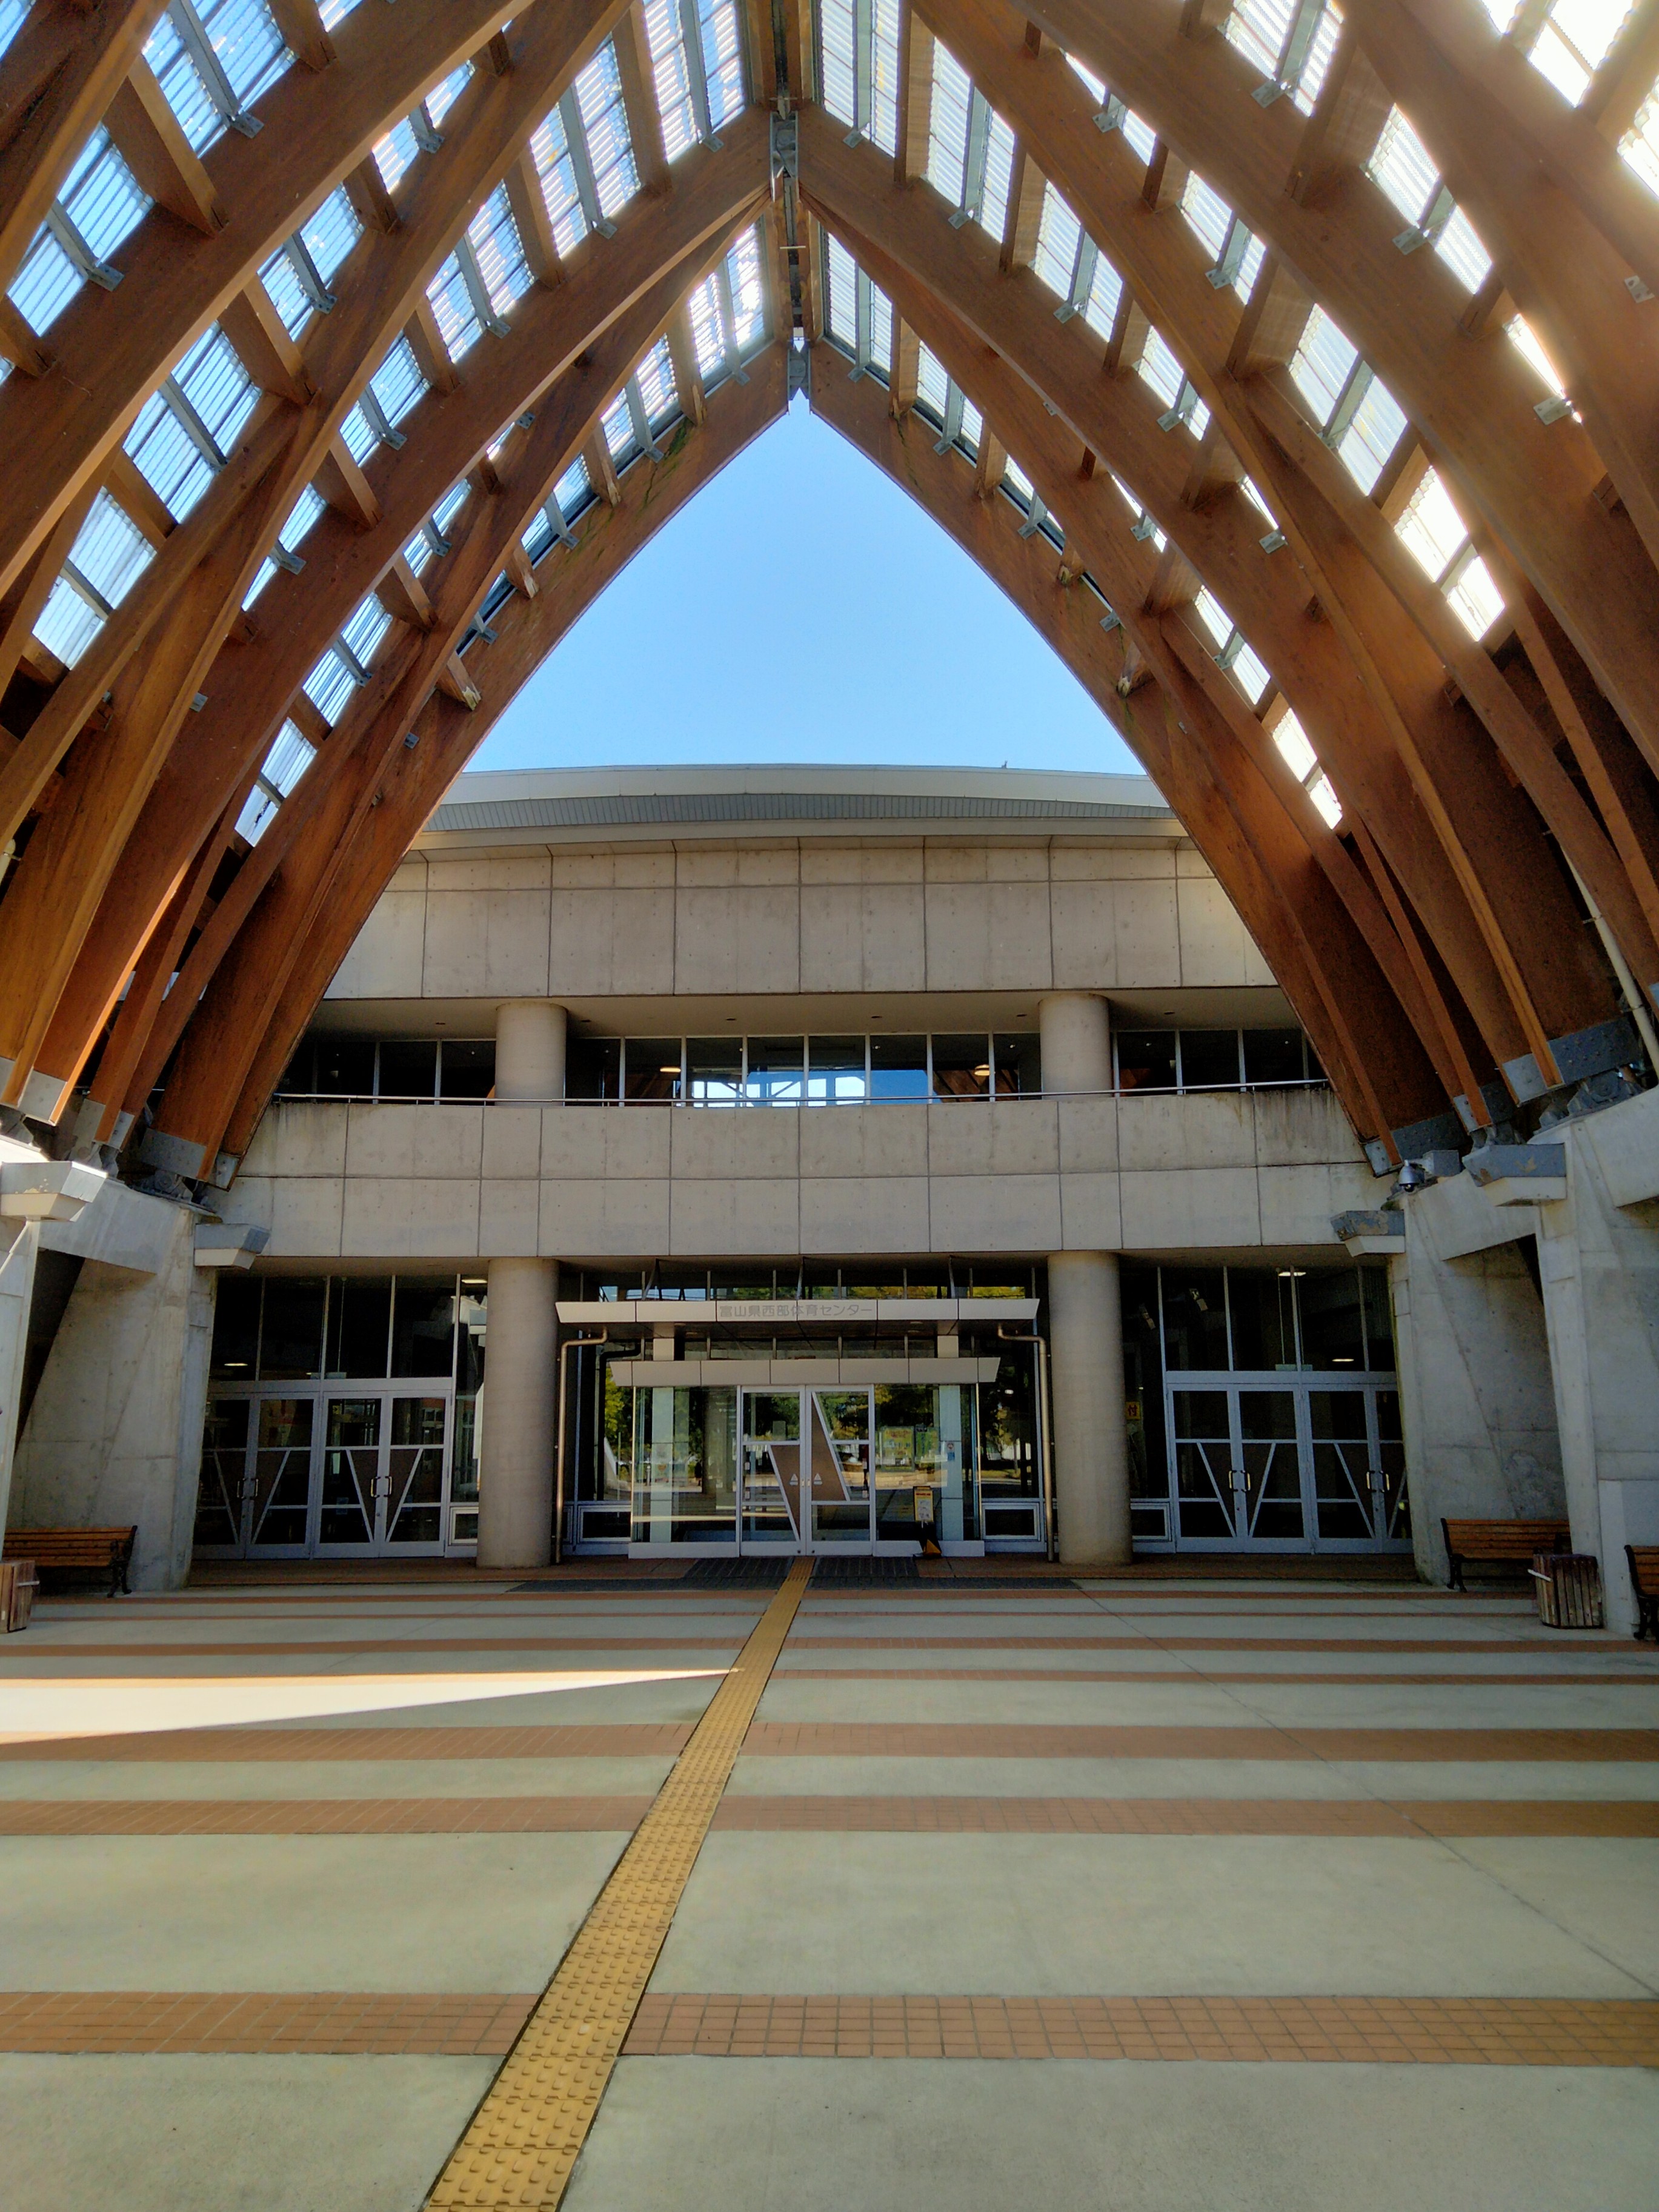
[0,0,1649,1184]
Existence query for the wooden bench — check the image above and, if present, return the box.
[1627,1547,1659,1641]
[1,1527,136,1598]
[1441,1517,1572,1591]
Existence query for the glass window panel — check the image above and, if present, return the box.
[929,1033,991,1098]
[439,1040,494,1100]
[210,1274,261,1377]
[1360,1266,1395,1370]
[807,1036,866,1103]
[456,1278,487,1399]
[390,1277,456,1378]
[325,1277,390,1378]
[1228,1267,1300,1372]
[258,1277,327,1379]
[377,1040,437,1098]
[745,1037,804,1104]
[194,1397,250,1547]
[1179,1029,1242,1091]
[1298,1267,1367,1370]
[686,1037,742,1104]
[625,1038,682,1101]
[313,1037,376,1096]
[1243,1028,1306,1085]
[992,1033,1041,1097]
[1116,1031,1177,1092]
[869,1034,929,1100]
[567,1035,620,1101]
[1159,1267,1230,1371]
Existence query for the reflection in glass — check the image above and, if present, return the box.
[319,1397,380,1546]
[326,1277,390,1379]
[633,1385,739,1544]
[566,1034,621,1101]
[625,1039,682,1101]
[1179,1030,1242,1090]
[1115,1031,1177,1092]
[806,1037,866,1104]
[388,1396,446,1543]
[378,1040,437,1099]
[194,1399,250,1548]
[745,1037,804,1104]
[251,1397,313,1547]
[931,1034,991,1098]
[1160,1269,1229,1370]
[1172,1390,1234,1541]
[259,1278,326,1380]
[740,1389,800,1544]
[1238,1389,1304,1541]
[439,1039,495,1098]
[686,1038,742,1105]
[1298,1269,1366,1370]
[1229,1270,1299,1372]
[391,1280,456,1378]
[1243,1028,1306,1085]
[993,1033,1041,1096]
[1309,1389,1372,1541]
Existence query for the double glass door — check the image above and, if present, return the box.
[195,1389,451,1558]
[740,1388,877,1551]
[1169,1382,1406,1551]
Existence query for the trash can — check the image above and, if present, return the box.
[1529,1553,1604,1630]
[0,1558,37,1633]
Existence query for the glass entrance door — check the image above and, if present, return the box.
[1168,1383,1408,1551]
[739,1390,802,1547]
[736,1389,879,1552]
[197,1387,453,1559]
[805,1389,876,1550]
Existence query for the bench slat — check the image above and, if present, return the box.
[1441,1518,1572,1590]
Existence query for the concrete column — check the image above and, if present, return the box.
[1038,991,1112,1095]
[1046,1250,1131,1565]
[1039,994,1128,1563]
[477,1256,559,1569]
[495,1000,567,1103]
[0,1217,37,1537]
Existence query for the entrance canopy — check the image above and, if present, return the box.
[0,0,1656,1184]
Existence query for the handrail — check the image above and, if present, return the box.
[265,1078,1331,1108]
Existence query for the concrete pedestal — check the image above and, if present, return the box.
[477,1255,558,1569]
[496,1001,567,1103]
[1046,1249,1131,1566]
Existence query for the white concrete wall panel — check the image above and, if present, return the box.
[1119,1094,1258,1173]
[340,1177,482,1258]
[800,1177,931,1254]
[1119,1166,1263,1248]
[478,1179,543,1256]
[799,1104,928,1181]
[480,1104,543,1181]
[1057,1097,1120,1175]
[929,1174,1063,1252]
[668,1177,802,1254]
[539,1177,670,1255]
[926,1098,1060,1179]
[343,1103,484,1181]
[670,1108,800,1181]
[328,886,427,1000]
[1058,1171,1124,1250]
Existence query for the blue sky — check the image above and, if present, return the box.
[471,399,1144,776]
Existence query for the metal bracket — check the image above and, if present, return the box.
[786,343,811,400]
[770,110,799,188]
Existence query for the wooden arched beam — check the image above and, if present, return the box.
[205,347,791,1174]
[940,0,1659,787]
[137,220,763,1174]
[0,0,569,597]
[799,119,1630,1089]
[1,129,769,1119]
[810,217,1447,1145]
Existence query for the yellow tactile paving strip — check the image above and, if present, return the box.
[425,1557,813,2211]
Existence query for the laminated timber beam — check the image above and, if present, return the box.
[810,221,1445,1148]
[167,346,791,1181]
[0,0,625,601]
[2,133,769,1121]
[936,0,1659,788]
[799,118,1620,1089]
[118,219,760,1163]
[1342,0,1659,581]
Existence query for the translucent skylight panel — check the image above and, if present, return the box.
[1180,171,1234,262]
[980,110,1016,245]
[1337,374,1408,493]
[528,106,588,257]
[318,0,364,27]
[64,129,151,268]
[1274,706,1318,782]
[915,344,949,422]
[959,395,984,456]
[869,0,900,153]
[645,0,700,160]
[825,234,857,350]
[1080,249,1125,340]
[1368,108,1438,228]
[1448,553,1505,637]
[426,59,473,130]
[427,253,484,359]
[304,648,356,726]
[868,281,893,375]
[1032,185,1082,301]
[433,481,470,534]
[370,336,426,430]
[1620,82,1659,196]
[0,0,29,62]
[575,45,639,219]
[1122,110,1157,164]
[636,337,677,425]
[1435,205,1492,291]
[301,188,362,290]
[403,529,436,576]
[552,456,590,516]
[1308,770,1343,826]
[200,0,290,112]
[1004,455,1034,500]
[339,402,378,464]
[256,247,311,339]
[468,187,532,317]
[1289,304,1358,422]
[33,577,104,668]
[1506,313,1567,398]
[927,42,972,201]
[1396,467,1470,580]
[1193,589,1232,649]
[703,0,748,133]
[70,490,154,609]
[125,394,211,519]
[8,232,81,336]
[602,390,636,460]
[281,483,326,554]
[374,116,423,196]
[726,226,766,351]
[1225,0,1296,79]
[1529,1,1631,104]
[819,0,857,131]
[1136,325,1186,411]
[686,268,726,372]
[143,13,224,153]
[176,324,259,454]
[1232,639,1271,702]
[340,592,391,666]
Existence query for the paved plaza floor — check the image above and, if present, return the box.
[1,1559,1657,2208]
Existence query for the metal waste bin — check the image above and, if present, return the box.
[1529,1553,1604,1630]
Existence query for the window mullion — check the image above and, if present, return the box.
[558,88,618,240]
[168,0,264,136]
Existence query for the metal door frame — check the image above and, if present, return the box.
[196,1381,457,1560]
[1163,1373,1409,1554]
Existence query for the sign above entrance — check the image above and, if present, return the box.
[555,1297,1040,1327]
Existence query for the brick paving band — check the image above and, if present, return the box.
[739,1722,1659,1761]
[0,1635,748,1659]
[783,1635,1589,1653]
[2,1991,1653,2065]
[620,1993,1659,2066]
[2,1795,1656,1837]
[777,1667,1659,1687]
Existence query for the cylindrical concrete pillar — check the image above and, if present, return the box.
[1038,991,1111,1095]
[1046,1250,1131,1566]
[495,1001,567,1102]
[477,1256,559,1568]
